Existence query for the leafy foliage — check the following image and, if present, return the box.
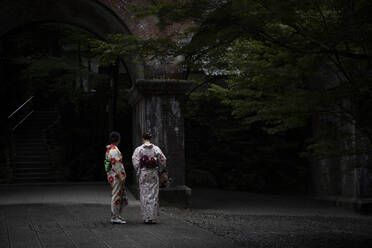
[185,86,309,192]
[90,0,372,160]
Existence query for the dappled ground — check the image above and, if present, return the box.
[0,204,232,248]
[0,184,231,248]
[162,189,372,248]
[1,184,372,248]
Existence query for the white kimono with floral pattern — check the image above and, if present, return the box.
[132,143,166,223]
[106,145,128,218]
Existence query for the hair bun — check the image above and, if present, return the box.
[110,131,121,144]
[142,131,152,140]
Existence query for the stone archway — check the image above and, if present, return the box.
[1,0,191,206]
[0,0,143,82]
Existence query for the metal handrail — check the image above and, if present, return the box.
[6,96,35,181]
[11,110,34,131]
[8,96,34,119]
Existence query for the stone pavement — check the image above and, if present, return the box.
[2,184,372,248]
[0,183,138,206]
[164,189,372,248]
[0,183,233,248]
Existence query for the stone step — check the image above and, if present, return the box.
[11,110,57,183]
[16,166,52,171]
[15,171,53,176]
[21,121,54,124]
[16,161,50,164]
[14,139,45,145]
[32,110,58,116]
[30,114,57,117]
[14,142,44,146]
[14,133,45,137]
[16,153,49,158]
[19,124,52,127]
[15,146,46,151]
[16,156,50,162]
[15,146,47,150]
[25,111,58,117]
[28,120,56,123]
[17,123,53,128]
[15,165,52,173]
[14,177,55,183]
[24,117,56,121]
[19,122,51,125]
[15,147,46,151]
[14,135,43,139]
[15,140,44,143]
[16,123,49,126]
[14,131,44,135]
[15,142,45,146]
[16,150,49,156]
[16,161,51,168]
[33,115,58,117]
[14,128,45,132]
[15,138,44,141]
[14,130,44,133]
[15,171,53,177]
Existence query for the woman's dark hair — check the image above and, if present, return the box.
[142,131,152,141]
[109,131,121,144]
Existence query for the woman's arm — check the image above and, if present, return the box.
[132,147,141,177]
[155,146,167,171]
[109,149,126,180]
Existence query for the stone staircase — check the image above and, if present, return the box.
[13,111,57,183]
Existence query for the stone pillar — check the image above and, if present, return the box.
[311,113,372,214]
[128,79,192,207]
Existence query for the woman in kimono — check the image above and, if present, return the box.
[132,132,166,224]
[105,131,128,224]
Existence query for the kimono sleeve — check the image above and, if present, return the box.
[132,147,141,176]
[109,149,126,180]
[155,146,167,171]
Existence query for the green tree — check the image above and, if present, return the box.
[90,0,372,160]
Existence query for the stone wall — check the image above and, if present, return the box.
[129,79,192,207]
[311,115,372,213]
[97,0,189,39]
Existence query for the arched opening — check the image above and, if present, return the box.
[0,0,143,83]
[0,0,191,207]
[0,0,140,184]
[1,22,134,183]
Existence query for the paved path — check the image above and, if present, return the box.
[0,183,138,206]
[2,184,372,248]
[0,183,232,248]
[165,189,372,248]
[189,188,364,217]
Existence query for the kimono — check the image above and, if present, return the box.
[106,145,128,218]
[132,143,166,223]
